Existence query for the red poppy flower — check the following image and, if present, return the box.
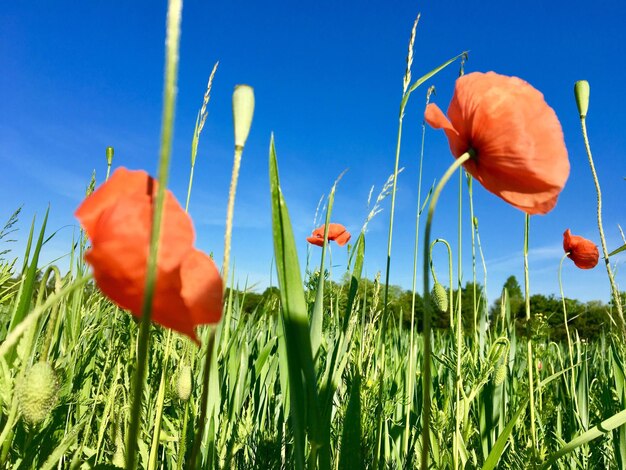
[75,167,222,344]
[307,223,351,247]
[425,71,569,215]
[563,229,599,269]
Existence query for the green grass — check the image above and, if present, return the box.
[1,4,625,470]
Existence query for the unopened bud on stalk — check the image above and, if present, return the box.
[493,364,507,386]
[106,146,114,166]
[574,80,590,118]
[232,85,255,149]
[17,362,58,425]
[176,364,192,401]
[112,424,125,468]
[432,282,448,313]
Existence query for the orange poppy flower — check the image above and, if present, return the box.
[425,71,569,215]
[75,167,222,344]
[307,223,351,247]
[563,229,599,269]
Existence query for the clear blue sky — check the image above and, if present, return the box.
[1,1,624,306]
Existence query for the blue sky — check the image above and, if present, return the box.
[1,1,624,306]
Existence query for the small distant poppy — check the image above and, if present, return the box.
[563,229,599,269]
[307,223,351,247]
[75,167,222,344]
[425,71,570,215]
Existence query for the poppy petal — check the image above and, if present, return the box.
[424,103,457,135]
[307,236,324,247]
[326,223,346,240]
[150,267,199,343]
[75,167,222,344]
[180,249,223,327]
[334,231,351,246]
[428,72,569,215]
[75,168,154,239]
[307,223,351,247]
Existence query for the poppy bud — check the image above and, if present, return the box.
[431,282,448,313]
[493,364,507,386]
[17,362,58,425]
[232,85,255,149]
[176,364,193,401]
[106,146,114,166]
[112,424,125,468]
[574,80,590,118]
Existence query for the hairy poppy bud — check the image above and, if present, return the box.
[232,85,255,149]
[574,80,590,118]
[176,364,192,401]
[493,364,507,386]
[17,362,58,425]
[431,282,448,312]
[112,424,125,468]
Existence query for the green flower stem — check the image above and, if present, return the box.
[455,158,464,470]
[523,214,537,456]
[189,109,247,468]
[421,150,473,470]
[176,340,194,470]
[429,239,454,326]
[38,266,61,362]
[147,329,173,470]
[429,238,457,469]
[188,328,216,468]
[579,117,625,331]
[222,146,243,291]
[404,88,434,456]
[105,147,114,181]
[374,52,463,466]
[455,280,463,470]
[126,0,182,468]
[467,176,479,347]
[456,168,463,339]
[558,254,576,376]
[375,92,407,468]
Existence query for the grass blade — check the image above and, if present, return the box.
[541,408,626,468]
[269,135,323,469]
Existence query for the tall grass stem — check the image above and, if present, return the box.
[126,0,182,467]
[404,87,433,456]
[421,151,473,470]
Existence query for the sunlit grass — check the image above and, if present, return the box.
[1,3,625,470]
